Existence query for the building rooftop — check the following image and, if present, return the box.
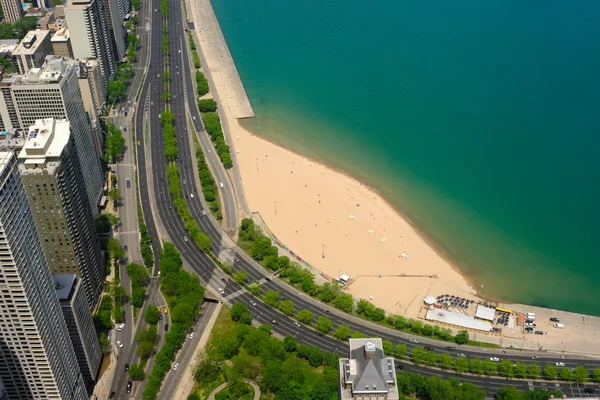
[339,338,399,399]
[14,56,76,85]
[17,119,70,174]
[0,129,26,153]
[51,27,70,42]
[12,30,50,56]
[0,39,19,55]
[53,274,77,300]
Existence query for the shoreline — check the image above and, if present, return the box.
[239,123,485,300]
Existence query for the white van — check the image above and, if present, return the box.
[526,313,536,320]
[219,182,224,188]
[553,323,564,329]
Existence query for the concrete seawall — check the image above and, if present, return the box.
[189,0,254,119]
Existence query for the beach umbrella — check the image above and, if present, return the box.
[424,296,436,305]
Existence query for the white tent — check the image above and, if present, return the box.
[424,296,436,305]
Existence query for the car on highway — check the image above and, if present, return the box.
[395,363,405,370]
[293,321,301,327]
[556,362,565,367]
[117,323,125,332]
[409,339,419,344]
[164,324,169,331]
[271,319,278,325]
[125,364,129,372]
[157,306,162,313]
[250,301,257,306]
[584,388,595,393]
[178,113,182,117]
[218,288,224,294]
[221,278,227,284]
[183,236,188,242]
[189,332,195,339]
[201,210,207,216]
[110,392,115,399]
[424,346,434,351]
[457,353,466,357]
[127,381,132,394]
[164,307,168,314]
[117,341,123,348]
[445,346,457,350]
[490,357,500,362]
[123,245,128,251]
[173,363,179,371]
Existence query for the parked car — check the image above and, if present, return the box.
[550,317,561,322]
[189,332,195,339]
[534,330,544,335]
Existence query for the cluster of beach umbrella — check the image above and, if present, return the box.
[437,295,474,309]
[496,311,510,326]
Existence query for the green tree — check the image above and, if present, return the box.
[144,306,160,325]
[316,316,333,334]
[593,367,600,383]
[438,353,454,370]
[263,290,280,308]
[527,363,541,378]
[107,238,125,262]
[424,350,438,367]
[231,302,250,322]
[279,299,295,316]
[499,359,514,378]
[454,356,469,373]
[514,362,527,379]
[130,286,146,307]
[559,367,573,381]
[411,346,426,364]
[469,358,484,375]
[394,343,407,359]
[455,330,469,344]
[351,331,366,338]
[99,332,111,354]
[129,364,145,380]
[107,80,126,104]
[233,270,248,284]
[248,281,262,296]
[109,188,123,203]
[544,364,558,380]
[483,359,498,376]
[573,365,589,383]
[333,324,351,340]
[198,98,217,112]
[297,309,314,324]
[495,386,524,400]
[283,335,297,353]
[332,293,354,313]
[382,340,393,356]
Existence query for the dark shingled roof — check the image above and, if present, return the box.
[350,344,389,393]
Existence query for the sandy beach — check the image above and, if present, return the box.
[188,0,480,319]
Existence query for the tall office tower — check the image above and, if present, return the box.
[0,0,23,23]
[0,72,20,131]
[104,0,126,61]
[18,118,103,309]
[64,0,117,84]
[51,27,75,59]
[77,59,106,120]
[53,274,102,393]
[0,376,7,400]
[0,151,88,400]
[11,56,104,219]
[12,30,53,75]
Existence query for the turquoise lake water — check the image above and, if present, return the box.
[211,0,600,315]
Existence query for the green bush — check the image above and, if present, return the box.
[201,112,233,169]
[196,71,209,96]
[198,98,217,112]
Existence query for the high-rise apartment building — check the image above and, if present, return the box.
[0,72,21,131]
[0,376,7,400]
[64,0,117,84]
[0,0,23,23]
[0,151,88,400]
[104,0,126,61]
[53,274,102,392]
[18,118,103,309]
[12,30,53,75]
[77,59,106,120]
[51,27,75,59]
[11,56,104,219]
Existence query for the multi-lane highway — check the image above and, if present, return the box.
[127,0,600,396]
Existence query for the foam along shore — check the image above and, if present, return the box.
[187,0,480,320]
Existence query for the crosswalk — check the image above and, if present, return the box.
[114,231,139,236]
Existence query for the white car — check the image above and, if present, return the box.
[409,339,419,344]
[556,362,565,367]
[250,301,256,306]
[294,321,301,327]
[183,236,188,242]
[490,357,500,362]
[117,323,125,332]
[173,363,179,371]
[117,341,123,348]
[189,332,195,339]
[218,288,224,294]
[457,353,466,357]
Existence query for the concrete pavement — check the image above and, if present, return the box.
[158,301,221,400]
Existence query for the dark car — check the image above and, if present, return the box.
[265,277,271,282]
[272,319,278,325]
[395,363,405,370]
[125,363,129,372]
[424,346,434,351]
[534,330,544,335]
[127,381,132,394]
[164,323,169,331]
[550,317,560,322]
[110,392,115,399]
[221,277,227,284]
[324,310,331,314]
[445,346,457,350]
[584,388,595,393]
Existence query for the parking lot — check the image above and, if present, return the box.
[527,381,599,398]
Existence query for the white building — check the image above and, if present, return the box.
[12,30,53,75]
[64,0,117,84]
[10,56,104,218]
[18,118,104,309]
[0,151,88,400]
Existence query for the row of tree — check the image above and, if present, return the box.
[104,123,126,163]
[142,243,205,399]
[195,304,340,400]
[189,34,201,69]
[201,112,233,168]
[195,148,221,220]
[160,111,177,161]
[125,263,150,308]
[238,218,474,345]
[196,71,209,96]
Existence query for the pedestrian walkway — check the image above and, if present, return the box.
[206,379,260,400]
[170,302,223,400]
[90,351,117,400]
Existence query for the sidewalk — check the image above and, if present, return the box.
[91,350,117,400]
[171,302,223,400]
